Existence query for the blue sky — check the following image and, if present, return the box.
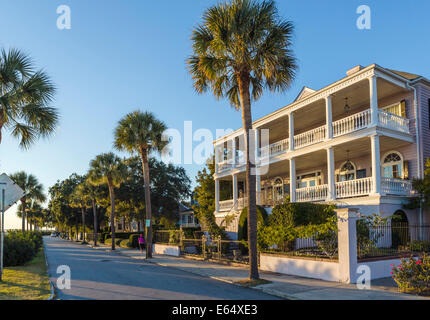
[1,0,429,228]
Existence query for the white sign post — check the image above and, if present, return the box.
[0,173,25,281]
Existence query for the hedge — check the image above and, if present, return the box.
[4,231,44,267]
[238,206,268,241]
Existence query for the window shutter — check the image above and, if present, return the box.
[401,100,406,118]
[403,160,409,180]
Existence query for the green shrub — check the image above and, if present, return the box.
[3,231,43,267]
[104,238,112,246]
[392,254,430,295]
[129,234,142,248]
[182,227,201,239]
[120,239,131,249]
[409,240,430,252]
[238,206,268,241]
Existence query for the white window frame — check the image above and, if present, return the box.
[338,161,357,182]
[381,151,404,179]
[383,102,403,117]
[272,177,284,202]
[296,170,323,189]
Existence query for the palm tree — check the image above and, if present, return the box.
[0,48,58,149]
[88,153,127,250]
[188,0,297,279]
[10,171,46,231]
[114,111,167,258]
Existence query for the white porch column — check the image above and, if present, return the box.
[232,138,237,168]
[232,174,238,210]
[256,173,261,206]
[369,76,379,126]
[327,147,336,201]
[371,134,381,195]
[325,95,333,140]
[288,113,295,152]
[289,158,296,202]
[215,144,221,173]
[336,208,359,284]
[215,179,220,212]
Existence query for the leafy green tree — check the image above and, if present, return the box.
[48,173,82,240]
[69,175,88,243]
[0,48,58,149]
[188,0,297,279]
[10,171,46,231]
[193,157,228,239]
[114,111,167,258]
[88,153,127,250]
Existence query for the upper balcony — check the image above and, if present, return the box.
[214,67,415,176]
[216,106,411,174]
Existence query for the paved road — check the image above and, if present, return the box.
[44,237,279,300]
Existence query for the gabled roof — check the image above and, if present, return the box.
[294,86,316,102]
[387,69,421,81]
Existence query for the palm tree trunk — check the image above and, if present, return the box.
[140,148,153,258]
[238,72,259,280]
[92,199,98,246]
[81,207,86,243]
[108,181,116,250]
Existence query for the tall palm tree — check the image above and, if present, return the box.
[88,153,127,250]
[0,48,58,149]
[188,0,297,279]
[114,111,167,258]
[10,171,46,231]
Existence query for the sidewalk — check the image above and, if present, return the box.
[91,243,428,300]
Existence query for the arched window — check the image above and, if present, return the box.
[339,161,356,182]
[382,152,403,179]
[273,178,284,203]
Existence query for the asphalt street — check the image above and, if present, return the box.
[44,237,279,300]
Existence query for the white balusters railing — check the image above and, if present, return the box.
[381,177,412,195]
[219,200,234,212]
[296,185,328,202]
[260,138,289,158]
[336,178,373,199]
[378,110,410,133]
[333,109,371,137]
[294,126,327,149]
[217,160,232,172]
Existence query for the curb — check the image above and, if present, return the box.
[43,239,55,301]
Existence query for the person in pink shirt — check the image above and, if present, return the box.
[138,234,145,254]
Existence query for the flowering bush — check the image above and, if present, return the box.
[391,254,430,295]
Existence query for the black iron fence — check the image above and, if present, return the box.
[153,231,249,264]
[357,223,430,260]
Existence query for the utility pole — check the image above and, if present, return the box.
[0,185,6,282]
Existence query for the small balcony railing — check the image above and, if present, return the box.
[219,197,248,212]
[381,177,412,196]
[378,110,410,134]
[218,160,233,172]
[260,138,289,158]
[294,125,327,150]
[333,109,371,137]
[336,177,373,199]
[296,184,328,202]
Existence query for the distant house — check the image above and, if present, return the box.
[178,203,200,228]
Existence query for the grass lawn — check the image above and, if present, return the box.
[0,248,51,300]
